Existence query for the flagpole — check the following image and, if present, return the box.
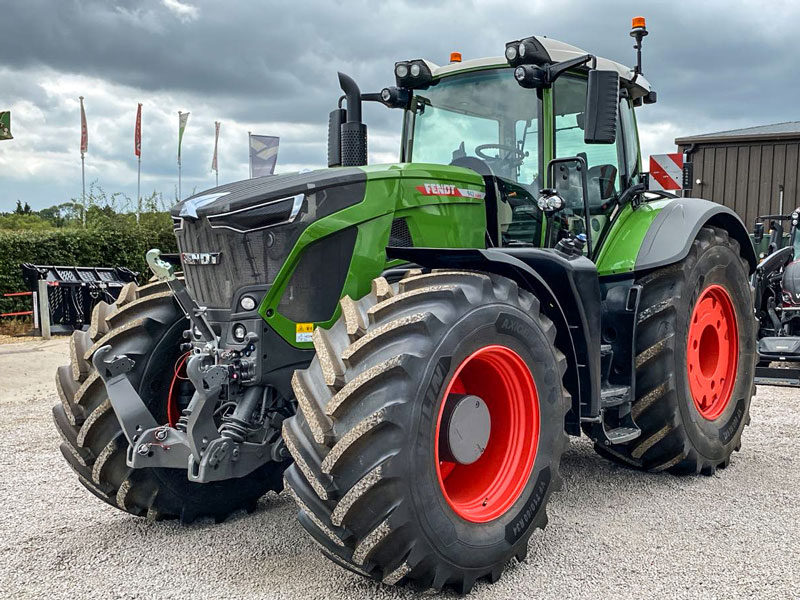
[215,121,220,187]
[178,111,182,201]
[136,155,141,224]
[248,131,252,179]
[79,96,86,225]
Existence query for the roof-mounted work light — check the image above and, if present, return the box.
[504,36,551,67]
[394,60,434,89]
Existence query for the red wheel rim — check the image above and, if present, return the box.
[434,345,539,523]
[687,285,738,420]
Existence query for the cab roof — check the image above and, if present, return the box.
[419,35,652,99]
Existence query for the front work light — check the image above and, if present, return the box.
[394,59,434,89]
[505,36,551,67]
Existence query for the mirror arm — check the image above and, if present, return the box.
[545,54,594,85]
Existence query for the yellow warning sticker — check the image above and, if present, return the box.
[295,322,314,343]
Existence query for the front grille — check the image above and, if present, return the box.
[176,219,297,308]
[174,179,365,310]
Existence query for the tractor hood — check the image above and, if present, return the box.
[170,163,487,222]
[171,167,367,220]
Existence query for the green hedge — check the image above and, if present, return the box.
[0,222,177,315]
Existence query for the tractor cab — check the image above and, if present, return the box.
[389,42,652,256]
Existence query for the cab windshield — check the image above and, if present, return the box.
[408,68,541,186]
[406,68,543,244]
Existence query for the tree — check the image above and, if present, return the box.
[14,200,31,215]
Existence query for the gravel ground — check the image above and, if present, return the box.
[1,337,798,599]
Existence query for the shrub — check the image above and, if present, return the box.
[0,220,176,315]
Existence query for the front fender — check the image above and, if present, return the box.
[387,246,603,435]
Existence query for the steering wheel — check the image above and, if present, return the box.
[474,143,526,164]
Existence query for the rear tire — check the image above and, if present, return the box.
[53,280,287,522]
[283,271,570,592]
[592,226,756,474]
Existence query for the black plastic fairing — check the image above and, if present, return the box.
[636,198,757,273]
[387,246,603,433]
[171,168,366,219]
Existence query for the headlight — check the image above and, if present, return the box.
[207,193,304,233]
[394,60,433,89]
[232,323,247,342]
[537,190,564,212]
[240,295,256,311]
[504,36,551,68]
[547,195,564,210]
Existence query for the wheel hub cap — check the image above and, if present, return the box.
[687,284,738,420]
[439,394,491,465]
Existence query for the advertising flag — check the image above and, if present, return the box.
[249,134,279,178]
[211,121,220,171]
[0,111,12,140]
[79,96,88,155]
[178,111,189,161]
[134,103,142,157]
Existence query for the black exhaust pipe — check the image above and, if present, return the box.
[328,72,368,168]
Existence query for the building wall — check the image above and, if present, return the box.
[678,139,800,228]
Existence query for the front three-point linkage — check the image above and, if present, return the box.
[93,345,286,482]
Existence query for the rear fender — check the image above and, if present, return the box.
[388,246,603,434]
[635,198,757,273]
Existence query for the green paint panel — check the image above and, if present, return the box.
[594,199,674,275]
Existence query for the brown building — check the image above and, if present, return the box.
[675,122,800,228]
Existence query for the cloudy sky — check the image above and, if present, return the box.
[2,0,799,210]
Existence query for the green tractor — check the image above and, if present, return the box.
[54,18,756,593]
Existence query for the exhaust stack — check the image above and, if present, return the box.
[327,72,368,167]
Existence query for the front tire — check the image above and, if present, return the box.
[53,280,287,522]
[593,226,756,474]
[283,271,570,593]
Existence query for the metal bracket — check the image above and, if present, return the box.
[189,436,285,482]
[128,426,192,469]
[184,355,227,460]
[92,346,159,448]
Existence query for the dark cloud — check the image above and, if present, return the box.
[1,0,799,209]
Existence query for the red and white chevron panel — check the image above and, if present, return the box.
[649,153,684,191]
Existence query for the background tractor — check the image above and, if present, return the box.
[752,208,800,385]
[54,17,757,593]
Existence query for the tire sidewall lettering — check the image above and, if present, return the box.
[409,302,565,560]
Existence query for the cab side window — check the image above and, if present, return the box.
[553,75,624,242]
[619,95,640,185]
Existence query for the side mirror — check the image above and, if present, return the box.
[584,70,619,144]
[753,221,765,244]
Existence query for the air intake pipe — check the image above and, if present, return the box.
[327,72,368,167]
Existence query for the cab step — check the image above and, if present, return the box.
[600,385,630,407]
[602,425,641,445]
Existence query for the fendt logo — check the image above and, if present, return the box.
[416,182,486,199]
[181,252,221,265]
